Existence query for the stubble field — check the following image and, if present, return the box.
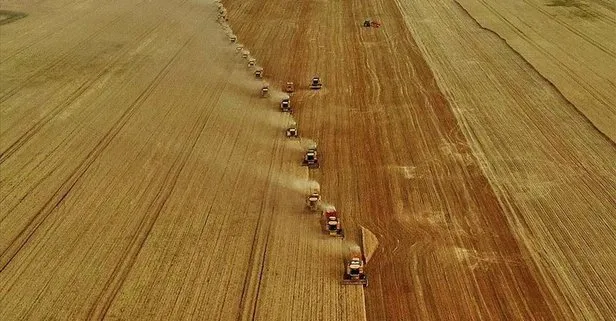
[1,0,614,320]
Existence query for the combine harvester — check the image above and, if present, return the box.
[302,147,319,168]
[280,98,291,112]
[310,76,322,89]
[255,67,263,79]
[322,207,344,238]
[342,252,368,286]
[341,227,379,287]
[306,191,320,211]
[286,125,298,138]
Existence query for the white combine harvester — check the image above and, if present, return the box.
[310,76,322,89]
[302,147,319,168]
[280,98,291,112]
[255,67,263,79]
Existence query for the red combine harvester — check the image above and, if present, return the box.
[322,208,344,238]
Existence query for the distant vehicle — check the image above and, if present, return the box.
[307,192,320,211]
[310,76,322,90]
[280,98,291,112]
[302,148,319,168]
[342,254,368,286]
[323,208,344,237]
[286,127,298,138]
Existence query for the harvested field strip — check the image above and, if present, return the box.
[1,1,365,320]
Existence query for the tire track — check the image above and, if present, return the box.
[236,136,283,321]
[454,0,615,141]
[88,38,219,320]
[0,4,176,164]
[0,28,187,270]
[475,0,614,87]
[0,0,142,64]
[522,0,616,54]
[1,9,129,101]
[0,2,191,209]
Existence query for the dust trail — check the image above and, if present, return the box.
[300,138,317,150]
[275,178,320,195]
[213,0,326,208]
[282,113,296,128]
[348,243,362,254]
[282,137,315,153]
[320,202,336,212]
[271,92,290,101]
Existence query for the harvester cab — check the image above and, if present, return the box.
[310,76,322,90]
[261,84,269,97]
[230,35,237,43]
[248,58,256,67]
[363,20,371,27]
[285,82,295,93]
[255,68,263,78]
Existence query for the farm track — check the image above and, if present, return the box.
[0,0,615,320]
